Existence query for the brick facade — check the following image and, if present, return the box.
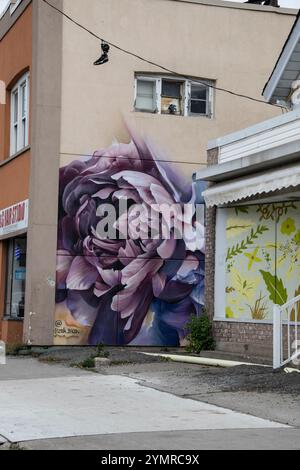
[205,206,216,321]
[213,321,273,358]
[205,147,218,322]
[214,321,297,361]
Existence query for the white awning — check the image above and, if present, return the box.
[202,164,300,207]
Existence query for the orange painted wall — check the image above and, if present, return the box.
[0,4,32,344]
[0,4,32,162]
[0,319,23,344]
[0,150,30,210]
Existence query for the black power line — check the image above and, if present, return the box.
[41,0,285,109]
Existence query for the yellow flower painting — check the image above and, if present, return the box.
[225,203,300,321]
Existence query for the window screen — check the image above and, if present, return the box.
[135,80,156,112]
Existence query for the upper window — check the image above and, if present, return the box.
[134,75,213,118]
[10,0,22,15]
[10,72,29,156]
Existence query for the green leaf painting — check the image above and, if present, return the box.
[226,203,300,321]
[234,206,249,216]
[259,270,288,306]
[257,202,297,223]
[226,225,269,262]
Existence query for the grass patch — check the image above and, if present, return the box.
[73,344,109,370]
[78,357,96,369]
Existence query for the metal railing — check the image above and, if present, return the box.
[273,295,300,369]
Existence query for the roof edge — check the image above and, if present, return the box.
[164,0,298,15]
[0,0,32,41]
[263,9,300,102]
[207,107,300,150]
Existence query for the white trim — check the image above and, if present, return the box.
[134,74,213,118]
[184,81,190,117]
[188,81,212,118]
[207,106,300,150]
[264,15,300,103]
[10,0,22,15]
[164,0,297,15]
[218,118,300,164]
[10,72,29,157]
[156,77,162,114]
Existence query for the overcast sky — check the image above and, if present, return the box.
[0,0,298,15]
[229,0,299,7]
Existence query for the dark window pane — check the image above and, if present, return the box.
[5,237,27,318]
[190,100,207,114]
[191,84,207,100]
[162,80,181,98]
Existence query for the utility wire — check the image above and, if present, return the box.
[41,0,285,109]
[60,152,209,166]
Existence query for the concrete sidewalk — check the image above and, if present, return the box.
[0,369,285,443]
[0,357,298,450]
[20,428,300,450]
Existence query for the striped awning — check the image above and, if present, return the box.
[202,164,300,207]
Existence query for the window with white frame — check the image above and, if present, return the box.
[135,78,158,113]
[10,0,22,15]
[134,75,213,117]
[10,72,29,156]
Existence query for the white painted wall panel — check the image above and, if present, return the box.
[219,118,300,163]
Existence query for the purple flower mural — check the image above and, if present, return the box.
[54,136,205,346]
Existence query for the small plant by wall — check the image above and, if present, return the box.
[185,313,215,354]
[79,357,96,369]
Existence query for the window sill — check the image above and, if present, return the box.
[0,146,30,168]
[133,110,213,119]
[2,316,24,322]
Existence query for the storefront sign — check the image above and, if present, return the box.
[0,200,29,238]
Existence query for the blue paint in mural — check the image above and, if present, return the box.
[54,135,205,346]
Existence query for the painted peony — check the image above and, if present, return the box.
[55,136,205,346]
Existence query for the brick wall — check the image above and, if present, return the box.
[214,321,298,361]
[205,147,218,321]
[205,206,216,321]
[214,321,273,358]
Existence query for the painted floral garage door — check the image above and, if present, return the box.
[225,202,300,321]
[54,138,205,346]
